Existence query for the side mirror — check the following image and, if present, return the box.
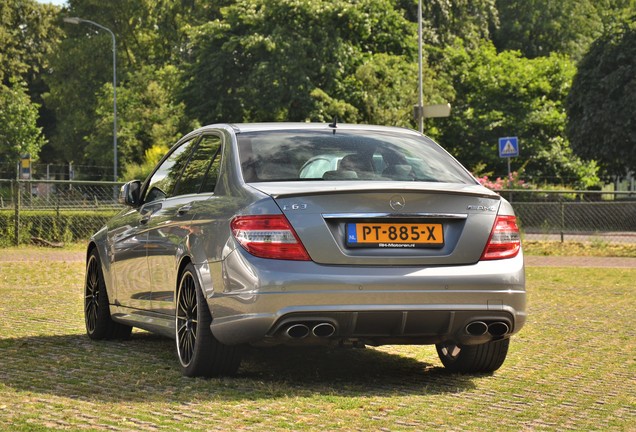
[119,180,141,207]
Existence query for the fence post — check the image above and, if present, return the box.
[560,200,565,243]
[13,180,20,246]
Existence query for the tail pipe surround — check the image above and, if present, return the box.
[312,322,336,338]
[283,322,336,339]
[487,321,510,337]
[465,321,510,337]
[465,321,489,336]
[285,324,310,339]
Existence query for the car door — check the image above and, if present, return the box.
[113,136,199,311]
[145,133,224,316]
[108,208,153,311]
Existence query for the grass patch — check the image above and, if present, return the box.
[0,241,86,253]
[0,255,634,430]
[523,240,636,257]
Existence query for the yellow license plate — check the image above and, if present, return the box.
[346,223,444,248]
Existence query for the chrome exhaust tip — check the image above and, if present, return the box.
[488,322,510,337]
[312,322,336,338]
[465,321,489,336]
[285,324,310,339]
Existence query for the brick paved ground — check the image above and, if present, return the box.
[1,248,634,430]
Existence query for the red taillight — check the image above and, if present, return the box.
[480,215,521,260]
[230,215,311,261]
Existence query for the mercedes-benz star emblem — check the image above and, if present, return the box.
[389,195,406,211]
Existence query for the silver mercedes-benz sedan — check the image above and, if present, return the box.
[84,123,525,377]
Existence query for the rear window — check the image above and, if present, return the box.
[237,129,475,184]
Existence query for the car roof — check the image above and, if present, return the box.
[179,123,424,145]
[224,122,422,136]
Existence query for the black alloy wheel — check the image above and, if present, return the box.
[175,263,242,377]
[84,253,101,335]
[176,269,199,368]
[84,249,131,340]
[436,338,510,373]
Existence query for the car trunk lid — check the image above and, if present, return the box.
[248,181,501,266]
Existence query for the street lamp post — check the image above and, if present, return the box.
[417,0,424,133]
[63,17,118,182]
[414,2,451,131]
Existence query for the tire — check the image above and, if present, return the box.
[84,249,132,340]
[436,338,510,373]
[175,263,241,377]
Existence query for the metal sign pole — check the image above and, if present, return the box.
[508,157,511,182]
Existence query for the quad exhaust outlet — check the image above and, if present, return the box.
[284,322,336,339]
[465,320,510,337]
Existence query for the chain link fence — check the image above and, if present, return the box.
[0,179,122,246]
[1,180,635,246]
[0,162,113,182]
[502,189,636,243]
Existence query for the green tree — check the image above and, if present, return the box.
[422,0,498,48]
[395,0,498,49]
[0,80,46,164]
[44,0,217,174]
[566,23,636,177]
[181,0,416,124]
[595,0,636,30]
[43,0,500,175]
[87,65,198,180]
[492,0,603,59]
[0,0,63,167]
[350,54,418,127]
[44,30,113,165]
[492,0,636,60]
[0,0,62,87]
[61,0,221,68]
[347,52,443,127]
[436,40,598,187]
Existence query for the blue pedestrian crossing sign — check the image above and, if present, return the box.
[498,137,519,158]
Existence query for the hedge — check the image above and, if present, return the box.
[0,209,120,246]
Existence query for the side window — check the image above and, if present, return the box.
[176,134,222,195]
[198,135,223,193]
[144,138,198,203]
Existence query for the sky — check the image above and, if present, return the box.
[35,0,67,6]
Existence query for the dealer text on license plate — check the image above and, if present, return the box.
[346,223,444,248]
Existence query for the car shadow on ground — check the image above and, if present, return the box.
[0,332,480,403]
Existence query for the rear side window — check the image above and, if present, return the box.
[176,134,222,195]
[237,130,475,184]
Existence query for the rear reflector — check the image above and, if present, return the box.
[230,215,311,261]
[480,215,521,260]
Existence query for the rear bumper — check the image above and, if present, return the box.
[204,250,526,346]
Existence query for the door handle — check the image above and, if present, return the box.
[177,205,192,216]
[139,203,161,224]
